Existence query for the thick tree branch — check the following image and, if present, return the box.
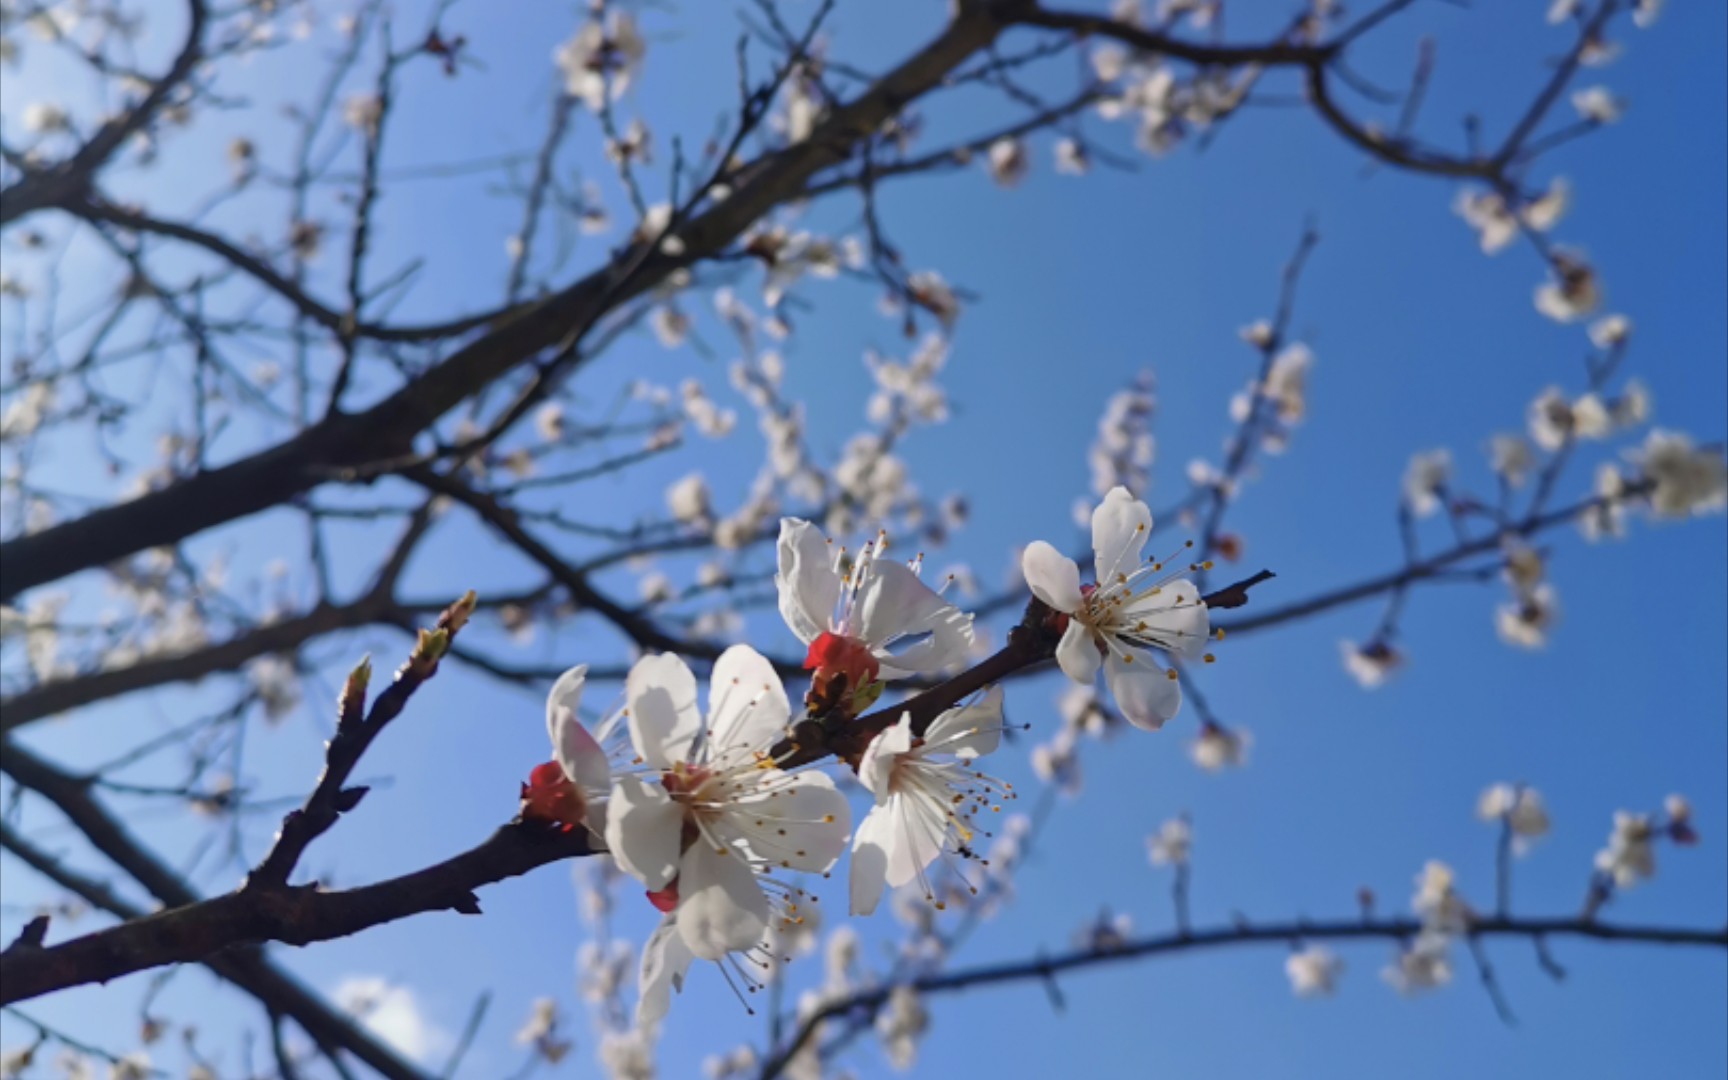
[0,816,594,1008]
[0,0,1020,602]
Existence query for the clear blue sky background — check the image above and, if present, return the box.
[2,1,1724,1077]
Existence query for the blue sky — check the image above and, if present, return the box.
[2,1,1724,1078]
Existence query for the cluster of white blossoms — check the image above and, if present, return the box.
[1229,343,1313,455]
[1358,362,1721,675]
[1090,41,1255,158]
[1085,371,1158,506]
[1382,860,1470,995]
[518,489,1215,1039]
[1453,178,1569,257]
[1594,795,1696,893]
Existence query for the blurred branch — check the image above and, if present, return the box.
[759,912,1728,1078]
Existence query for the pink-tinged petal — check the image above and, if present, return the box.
[1091,486,1154,584]
[855,559,974,678]
[848,806,896,916]
[775,518,839,646]
[858,715,914,802]
[604,775,683,890]
[728,770,850,873]
[626,653,701,768]
[1055,619,1101,684]
[1105,650,1182,731]
[676,841,770,961]
[636,912,694,1030]
[1021,541,1084,613]
[707,644,790,755]
[922,686,1004,760]
[1121,579,1212,658]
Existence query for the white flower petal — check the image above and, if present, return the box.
[546,665,611,795]
[604,775,684,890]
[1105,650,1182,730]
[855,559,974,677]
[706,644,790,755]
[775,518,839,645]
[676,841,770,961]
[922,686,1004,759]
[849,806,896,916]
[546,664,587,737]
[1055,620,1101,684]
[731,771,851,873]
[1091,486,1153,583]
[626,653,702,768]
[1120,579,1212,657]
[637,912,694,1030]
[1021,541,1083,613]
[859,716,914,802]
[883,793,947,890]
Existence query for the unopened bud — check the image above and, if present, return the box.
[340,655,372,721]
[439,589,479,636]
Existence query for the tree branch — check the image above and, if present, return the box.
[759,913,1728,1078]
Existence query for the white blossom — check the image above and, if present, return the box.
[849,689,1009,915]
[1595,811,1656,887]
[1190,721,1250,772]
[1402,449,1451,517]
[1529,386,1611,451]
[1146,816,1191,867]
[1488,433,1535,487]
[1021,487,1211,730]
[1580,463,1630,541]
[1382,931,1454,994]
[555,11,646,112]
[1031,726,1084,795]
[1477,783,1552,851]
[342,93,382,136]
[1572,85,1625,123]
[985,137,1028,187]
[248,654,301,723]
[1588,313,1632,349]
[1285,945,1344,997]
[1412,860,1470,932]
[776,518,975,686]
[0,383,52,441]
[875,985,929,1070]
[1534,251,1601,323]
[1054,137,1090,175]
[598,1029,655,1080]
[22,101,69,133]
[608,649,848,1026]
[1496,582,1560,649]
[1629,429,1727,517]
[666,472,712,527]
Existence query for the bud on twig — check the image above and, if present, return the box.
[339,655,372,728]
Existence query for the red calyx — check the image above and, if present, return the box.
[519,760,585,830]
[646,881,680,913]
[804,630,881,684]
